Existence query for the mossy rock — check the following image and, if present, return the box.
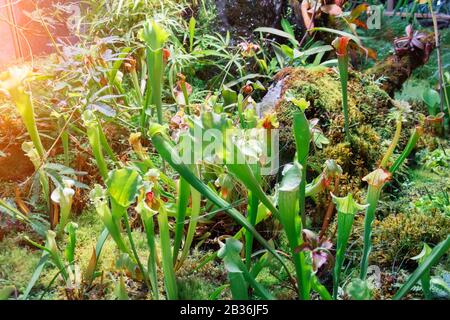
[261,66,422,197]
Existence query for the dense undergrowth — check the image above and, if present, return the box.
[0,0,449,300]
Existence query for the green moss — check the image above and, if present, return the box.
[0,234,41,291]
[71,210,119,276]
[252,232,297,300]
[176,249,229,299]
[382,144,450,216]
[0,209,149,300]
[0,232,60,299]
[417,147,450,176]
[370,212,449,266]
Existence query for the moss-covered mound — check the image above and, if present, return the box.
[263,66,422,197]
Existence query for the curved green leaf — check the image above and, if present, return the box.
[106,168,143,208]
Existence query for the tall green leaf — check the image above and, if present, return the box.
[106,168,143,208]
[158,203,178,299]
[173,177,191,265]
[149,124,292,277]
[189,16,196,52]
[278,163,311,299]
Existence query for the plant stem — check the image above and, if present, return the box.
[97,119,119,164]
[56,197,72,237]
[380,118,402,169]
[157,204,178,299]
[180,81,190,113]
[333,211,353,298]
[389,126,423,174]
[331,194,366,299]
[86,124,108,181]
[278,181,311,300]
[121,205,151,289]
[142,21,168,127]
[152,52,164,125]
[177,167,201,270]
[172,177,191,265]
[61,129,70,167]
[139,203,159,299]
[293,111,310,226]
[245,164,260,270]
[18,94,46,157]
[131,69,143,104]
[359,185,382,280]
[245,191,259,270]
[337,55,350,139]
[237,94,246,129]
[319,176,339,239]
